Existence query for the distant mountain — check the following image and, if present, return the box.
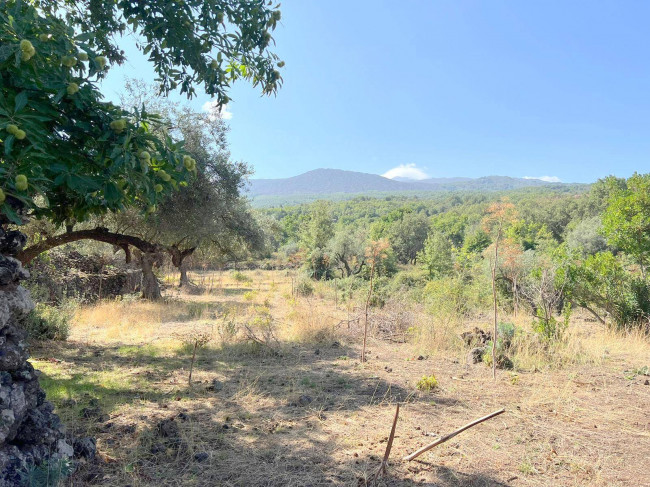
[246,168,568,198]
[247,169,418,196]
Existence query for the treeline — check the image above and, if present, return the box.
[256,174,650,331]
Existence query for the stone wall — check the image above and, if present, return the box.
[0,227,84,485]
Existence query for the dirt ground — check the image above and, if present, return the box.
[30,271,650,487]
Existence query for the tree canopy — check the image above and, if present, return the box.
[1,0,283,226]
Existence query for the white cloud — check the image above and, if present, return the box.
[202,100,233,120]
[523,176,562,183]
[382,163,430,180]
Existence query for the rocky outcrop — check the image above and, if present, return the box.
[0,227,89,485]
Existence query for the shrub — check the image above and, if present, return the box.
[482,343,514,370]
[217,313,239,344]
[185,301,209,320]
[23,302,75,340]
[482,322,516,370]
[231,271,252,284]
[295,278,314,297]
[532,303,570,341]
[416,375,439,391]
[243,290,258,301]
[498,321,516,348]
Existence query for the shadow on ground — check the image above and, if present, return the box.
[32,339,511,486]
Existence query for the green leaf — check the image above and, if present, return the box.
[3,134,14,155]
[14,91,28,112]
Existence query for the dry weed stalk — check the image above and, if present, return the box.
[173,330,213,387]
[374,403,400,482]
[362,239,390,363]
[403,408,505,461]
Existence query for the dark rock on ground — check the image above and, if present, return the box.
[73,437,96,460]
[460,327,492,347]
[157,418,180,439]
[194,451,209,462]
[467,347,486,364]
[206,379,223,392]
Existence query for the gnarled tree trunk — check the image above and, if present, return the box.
[17,227,167,301]
[168,245,196,287]
[139,252,162,301]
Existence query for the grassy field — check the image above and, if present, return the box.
[30,270,650,486]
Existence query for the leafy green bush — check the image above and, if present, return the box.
[231,271,253,284]
[387,269,429,294]
[23,302,75,341]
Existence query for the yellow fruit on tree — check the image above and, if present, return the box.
[62,56,76,67]
[20,40,33,52]
[39,33,50,42]
[110,119,126,133]
[77,52,89,61]
[139,150,151,160]
[6,125,18,135]
[95,56,107,69]
[15,175,28,191]
[67,83,79,95]
[14,130,26,140]
[154,184,163,193]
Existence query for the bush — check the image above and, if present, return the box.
[185,301,209,320]
[532,303,570,341]
[231,271,252,284]
[498,321,516,348]
[482,343,514,370]
[23,302,75,340]
[295,278,314,297]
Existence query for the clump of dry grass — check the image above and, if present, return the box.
[72,297,215,344]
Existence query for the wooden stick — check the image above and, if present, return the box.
[403,408,505,461]
[375,403,400,481]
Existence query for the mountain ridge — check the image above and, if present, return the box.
[246,168,570,197]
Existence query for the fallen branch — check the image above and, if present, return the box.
[403,408,505,461]
[374,403,400,482]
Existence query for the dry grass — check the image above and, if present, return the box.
[29,270,650,487]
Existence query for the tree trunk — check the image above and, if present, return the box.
[140,252,162,301]
[179,263,190,287]
[169,245,196,287]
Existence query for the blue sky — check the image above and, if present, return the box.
[101,0,650,183]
